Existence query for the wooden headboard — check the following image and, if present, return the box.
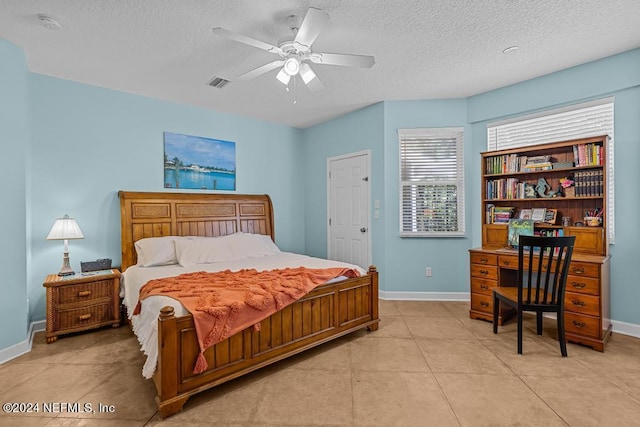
[118,191,274,271]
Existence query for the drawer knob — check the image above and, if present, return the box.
[480,284,489,290]
[480,270,489,276]
[78,290,92,297]
[503,260,510,265]
[78,314,92,321]
[571,282,586,289]
[480,257,488,263]
[571,300,586,307]
[573,267,585,274]
[572,320,586,328]
[480,301,490,307]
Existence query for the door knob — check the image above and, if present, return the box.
[360,227,367,233]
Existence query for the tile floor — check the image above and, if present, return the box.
[1,300,640,426]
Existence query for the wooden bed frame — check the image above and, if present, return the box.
[118,191,379,418]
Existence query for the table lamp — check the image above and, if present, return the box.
[47,214,84,276]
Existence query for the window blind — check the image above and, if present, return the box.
[399,128,465,237]
[487,98,614,241]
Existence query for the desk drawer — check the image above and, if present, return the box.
[470,253,497,265]
[498,255,519,269]
[470,264,497,280]
[565,312,600,339]
[471,278,496,296]
[471,293,493,314]
[565,292,600,317]
[568,262,599,278]
[566,276,600,296]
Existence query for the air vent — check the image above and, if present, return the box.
[208,77,230,89]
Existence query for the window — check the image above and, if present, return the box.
[487,98,614,241]
[399,128,465,237]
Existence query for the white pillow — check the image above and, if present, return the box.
[226,232,280,259]
[174,236,234,267]
[135,236,181,267]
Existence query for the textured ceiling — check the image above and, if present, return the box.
[1,0,639,128]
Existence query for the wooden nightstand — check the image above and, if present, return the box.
[43,269,121,343]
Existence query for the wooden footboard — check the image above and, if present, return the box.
[154,266,379,418]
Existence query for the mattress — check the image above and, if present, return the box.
[122,252,366,378]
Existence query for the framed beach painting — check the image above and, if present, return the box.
[163,132,236,191]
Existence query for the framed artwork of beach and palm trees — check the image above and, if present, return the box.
[163,131,236,191]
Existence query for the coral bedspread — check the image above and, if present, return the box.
[134,267,359,373]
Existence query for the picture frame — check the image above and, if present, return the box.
[544,208,558,225]
[531,207,547,222]
[163,131,236,191]
[518,208,532,220]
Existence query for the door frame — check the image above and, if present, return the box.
[326,150,372,267]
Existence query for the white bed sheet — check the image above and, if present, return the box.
[122,252,366,379]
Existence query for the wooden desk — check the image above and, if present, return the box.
[469,247,611,351]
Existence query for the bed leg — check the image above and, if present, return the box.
[156,306,181,417]
[157,395,190,419]
[367,265,380,331]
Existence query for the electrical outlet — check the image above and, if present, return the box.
[426,267,432,277]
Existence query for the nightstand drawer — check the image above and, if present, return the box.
[58,279,113,304]
[56,303,112,329]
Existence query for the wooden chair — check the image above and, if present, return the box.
[493,235,576,356]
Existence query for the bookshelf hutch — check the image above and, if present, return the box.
[469,135,611,351]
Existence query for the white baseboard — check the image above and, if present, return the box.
[0,320,45,364]
[610,319,640,339]
[380,291,470,301]
[379,291,640,339]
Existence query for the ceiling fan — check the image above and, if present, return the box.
[212,8,375,91]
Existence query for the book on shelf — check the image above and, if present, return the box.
[574,170,604,197]
[492,206,515,223]
[522,162,553,172]
[573,143,604,167]
[508,219,534,248]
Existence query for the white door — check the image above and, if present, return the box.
[328,151,370,268]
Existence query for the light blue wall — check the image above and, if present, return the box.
[467,49,640,325]
[0,39,29,348]
[382,99,471,293]
[27,74,304,322]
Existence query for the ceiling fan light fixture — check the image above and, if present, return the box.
[299,63,316,84]
[283,57,300,76]
[276,67,291,85]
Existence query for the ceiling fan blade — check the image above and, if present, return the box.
[310,52,375,68]
[238,59,284,80]
[212,27,283,55]
[238,60,284,80]
[294,8,329,48]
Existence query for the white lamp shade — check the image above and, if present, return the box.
[276,67,291,85]
[300,63,317,84]
[46,214,84,240]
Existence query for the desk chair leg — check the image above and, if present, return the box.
[493,293,499,334]
[517,309,523,355]
[536,312,543,335]
[557,310,568,357]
